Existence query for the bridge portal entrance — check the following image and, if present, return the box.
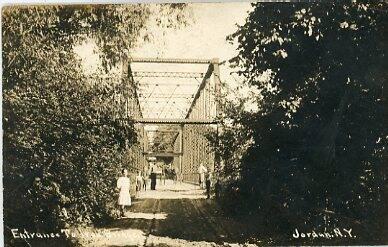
[124,58,221,184]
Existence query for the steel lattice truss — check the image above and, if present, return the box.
[129,59,212,120]
[136,82,194,119]
[123,57,221,184]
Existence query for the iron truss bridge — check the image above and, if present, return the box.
[120,57,221,184]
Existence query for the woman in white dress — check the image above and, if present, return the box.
[117,168,131,217]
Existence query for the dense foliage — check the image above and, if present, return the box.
[2,4,189,245]
[218,1,387,244]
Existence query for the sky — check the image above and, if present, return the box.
[75,3,254,119]
[133,3,251,62]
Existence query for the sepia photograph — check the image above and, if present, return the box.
[2,1,387,246]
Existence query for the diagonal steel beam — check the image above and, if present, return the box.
[127,63,143,118]
[185,63,214,119]
[157,85,178,118]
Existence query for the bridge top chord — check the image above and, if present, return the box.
[132,71,205,79]
[129,57,219,64]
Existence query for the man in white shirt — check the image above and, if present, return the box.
[197,163,207,189]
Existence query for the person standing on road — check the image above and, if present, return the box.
[135,171,143,198]
[198,163,207,189]
[160,166,167,185]
[150,168,157,190]
[172,168,177,184]
[116,168,131,217]
[214,178,221,199]
[205,171,212,199]
[142,168,149,191]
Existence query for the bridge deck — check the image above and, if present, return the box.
[75,180,264,246]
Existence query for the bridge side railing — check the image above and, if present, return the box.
[180,59,221,184]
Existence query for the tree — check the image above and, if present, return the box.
[2,4,189,245]
[220,1,387,243]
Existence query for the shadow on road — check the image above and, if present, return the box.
[80,180,263,246]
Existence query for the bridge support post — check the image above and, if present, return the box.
[212,58,221,174]
[212,58,221,116]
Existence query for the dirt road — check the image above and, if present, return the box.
[78,181,260,247]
